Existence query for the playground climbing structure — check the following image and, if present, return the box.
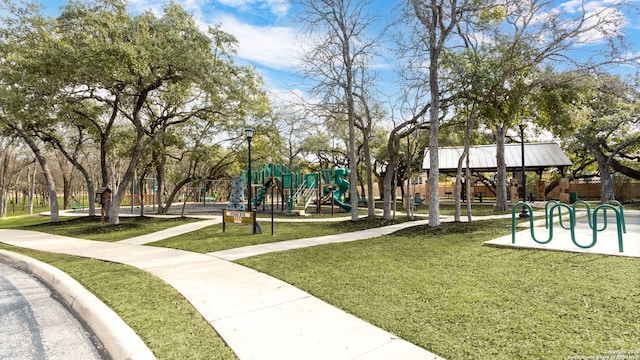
[242,164,352,214]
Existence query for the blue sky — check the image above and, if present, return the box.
[38,0,640,105]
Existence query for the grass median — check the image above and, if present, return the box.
[3,216,198,242]
[237,218,640,359]
[149,217,406,253]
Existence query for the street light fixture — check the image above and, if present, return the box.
[245,127,253,214]
[245,127,256,234]
[519,121,530,219]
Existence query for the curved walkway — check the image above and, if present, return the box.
[0,219,444,360]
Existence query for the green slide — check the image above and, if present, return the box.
[253,179,273,206]
[332,168,351,212]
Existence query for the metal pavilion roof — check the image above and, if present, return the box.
[422,143,573,173]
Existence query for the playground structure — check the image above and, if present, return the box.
[511,200,627,252]
[242,164,352,214]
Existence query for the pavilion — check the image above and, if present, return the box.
[422,143,573,201]
[422,143,572,175]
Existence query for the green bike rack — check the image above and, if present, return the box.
[571,200,605,231]
[544,200,558,229]
[591,204,625,252]
[512,202,576,245]
[512,200,626,253]
[606,200,626,233]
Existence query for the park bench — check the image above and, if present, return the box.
[70,201,85,212]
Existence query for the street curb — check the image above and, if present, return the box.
[0,249,156,360]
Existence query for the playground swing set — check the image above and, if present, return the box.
[241,164,353,215]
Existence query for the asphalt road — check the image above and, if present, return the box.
[0,261,110,360]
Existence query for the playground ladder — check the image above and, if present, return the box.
[289,179,308,210]
[301,186,317,213]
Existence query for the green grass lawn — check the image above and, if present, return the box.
[0,244,236,360]
[237,219,640,359]
[0,214,61,228]
[8,216,198,242]
[414,203,510,216]
[150,217,406,253]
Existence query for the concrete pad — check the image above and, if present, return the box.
[484,212,640,257]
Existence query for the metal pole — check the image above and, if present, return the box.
[248,140,252,214]
[246,128,256,235]
[407,136,413,220]
[152,177,156,211]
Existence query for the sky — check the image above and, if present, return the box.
[39,0,398,105]
[37,0,640,107]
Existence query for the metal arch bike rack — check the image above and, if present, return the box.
[590,204,625,252]
[512,200,627,253]
[512,202,576,245]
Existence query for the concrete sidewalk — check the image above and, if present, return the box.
[117,218,221,245]
[0,229,442,360]
[210,220,430,260]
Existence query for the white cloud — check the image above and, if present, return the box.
[125,1,300,70]
[615,51,640,65]
[128,0,290,18]
[214,15,302,69]
[575,6,626,45]
[217,0,290,17]
[559,0,586,14]
[555,0,627,45]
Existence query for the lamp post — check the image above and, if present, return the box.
[245,128,254,214]
[519,122,530,218]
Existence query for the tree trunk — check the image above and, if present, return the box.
[376,172,384,204]
[465,112,476,222]
[156,157,167,214]
[356,125,376,218]
[0,190,6,218]
[587,144,615,202]
[109,131,147,225]
[162,177,195,215]
[10,123,59,222]
[454,149,467,222]
[62,172,71,210]
[28,164,36,215]
[138,174,146,217]
[611,158,640,181]
[348,112,358,222]
[427,28,440,227]
[383,135,400,220]
[52,138,97,216]
[494,124,508,211]
[0,151,10,218]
